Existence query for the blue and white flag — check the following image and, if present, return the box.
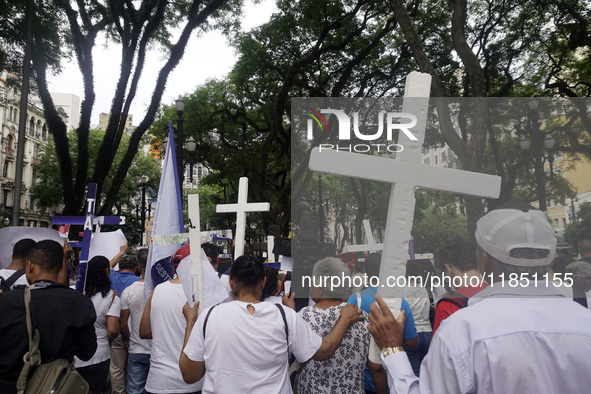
[144,122,186,302]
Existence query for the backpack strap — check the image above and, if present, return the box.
[1,269,25,290]
[437,293,469,309]
[202,304,218,339]
[16,287,42,392]
[275,303,289,350]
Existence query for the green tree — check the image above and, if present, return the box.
[565,202,591,246]
[411,191,471,254]
[28,0,241,216]
[31,129,161,215]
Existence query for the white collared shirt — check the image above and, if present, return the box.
[382,281,591,393]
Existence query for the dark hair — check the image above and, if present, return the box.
[136,249,148,269]
[28,240,63,274]
[13,238,37,260]
[406,259,435,282]
[364,253,382,278]
[553,256,573,275]
[579,239,591,254]
[118,255,138,271]
[202,243,218,264]
[86,256,112,298]
[260,266,279,301]
[230,255,265,297]
[437,239,477,273]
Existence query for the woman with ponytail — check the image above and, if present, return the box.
[75,256,121,394]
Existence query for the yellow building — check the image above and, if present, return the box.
[547,155,591,240]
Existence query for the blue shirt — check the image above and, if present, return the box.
[109,271,140,296]
[347,286,418,392]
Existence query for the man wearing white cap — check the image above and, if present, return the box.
[367,200,591,393]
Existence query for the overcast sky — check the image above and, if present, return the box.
[46,0,277,126]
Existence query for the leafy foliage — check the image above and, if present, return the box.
[31,130,161,214]
[565,202,591,246]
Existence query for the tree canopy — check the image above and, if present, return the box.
[26,0,241,215]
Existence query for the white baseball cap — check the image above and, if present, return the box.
[475,200,556,267]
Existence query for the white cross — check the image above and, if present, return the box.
[308,71,502,298]
[188,193,203,312]
[216,177,270,258]
[345,220,384,253]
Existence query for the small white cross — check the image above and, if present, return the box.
[216,177,270,258]
[345,220,384,253]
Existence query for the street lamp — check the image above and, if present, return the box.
[140,175,148,238]
[176,96,185,184]
[519,98,555,213]
[185,136,197,182]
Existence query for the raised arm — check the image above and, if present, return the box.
[110,241,128,270]
[312,303,364,361]
[179,301,206,383]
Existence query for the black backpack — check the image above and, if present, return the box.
[0,269,26,292]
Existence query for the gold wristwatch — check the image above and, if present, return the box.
[380,346,405,360]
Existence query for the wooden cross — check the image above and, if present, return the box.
[216,177,270,258]
[52,183,126,292]
[308,72,502,298]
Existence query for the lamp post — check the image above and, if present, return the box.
[176,96,185,184]
[147,197,153,222]
[185,136,197,183]
[519,98,555,213]
[140,175,148,237]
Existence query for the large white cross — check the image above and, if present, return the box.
[216,177,270,258]
[308,72,502,298]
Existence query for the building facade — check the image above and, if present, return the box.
[0,71,56,226]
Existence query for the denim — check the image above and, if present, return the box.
[127,353,151,394]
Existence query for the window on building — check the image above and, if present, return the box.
[6,135,14,156]
[2,163,8,177]
[441,150,447,162]
[40,221,49,228]
[424,158,430,165]
[435,155,438,165]
[561,218,567,228]
[553,219,559,227]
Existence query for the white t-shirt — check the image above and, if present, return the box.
[75,290,120,368]
[263,295,283,304]
[0,268,29,288]
[183,300,323,394]
[120,281,151,354]
[145,281,203,393]
[400,286,432,333]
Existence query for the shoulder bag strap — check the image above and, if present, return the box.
[275,303,289,350]
[202,304,218,339]
[16,287,42,392]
